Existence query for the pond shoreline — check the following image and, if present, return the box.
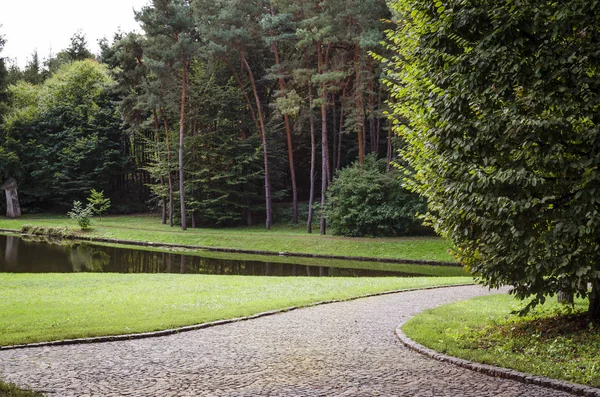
[0,228,460,267]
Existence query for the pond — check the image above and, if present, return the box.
[0,233,449,277]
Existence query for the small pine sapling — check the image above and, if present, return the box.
[87,189,111,220]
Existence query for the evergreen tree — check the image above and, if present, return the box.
[194,0,275,229]
[22,50,44,84]
[137,0,199,230]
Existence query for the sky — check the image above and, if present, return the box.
[1,0,150,68]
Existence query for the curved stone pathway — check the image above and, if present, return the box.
[0,285,578,396]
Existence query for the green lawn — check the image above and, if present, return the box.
[0,381,42,397]
[0,214,455,263]
[402,294,600,388]
[1,273,471,347]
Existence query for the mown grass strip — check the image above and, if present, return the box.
[402,294,600,388]
[1,273,471,347]
[0,380,43,397]
[0,214,455,263]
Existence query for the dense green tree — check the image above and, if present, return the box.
[386,0,600,319]
[43,31,95,78]
[185,61,263,226]
[65,30,94,62]
[22,50,44,84]
[262,0,300,224]
[2,60,127,210]
[194,0,275,229]
[137,0,199,230]
[0,29,8,118]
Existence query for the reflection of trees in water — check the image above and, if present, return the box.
[1,235,427,277]
[4,236,19,267]
[69,244,110,272]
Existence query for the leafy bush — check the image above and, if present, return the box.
[325,155,426,237]
[67,201,93,230]
[87,189,111,219]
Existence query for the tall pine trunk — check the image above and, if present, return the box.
[307,85,316,234]
[270,3,298,224]
[337,86,347,171]
[160,108,175,227]
[318,42,328,235]
[153,109,167,225]
[241,54,272,230]
[354,44,365,165]
[179,61,188,231]
[368,59,377,153]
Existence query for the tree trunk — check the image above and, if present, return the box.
[557,290,574,305]
[386,117,393,173]
[307,85,316,234]
[270,3,298,225]
[179,61,188,231]
[160,108,174,227]
[368,58,377,153]
[318,42,328,235]
[1,178,21,218]
[152,109,167,225]
[221,56,260,132]
[332,95,337,172]
[241,54,272,230]
[354,44,365,165]
[337,87,346,171]
[589,280,600,322]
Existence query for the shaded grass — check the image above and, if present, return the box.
[402,294,600,387]
[0,273,471,347]
[0,381,43,397]
[0,214,455,263]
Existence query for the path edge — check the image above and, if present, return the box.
[395,326,600,397]
[0,283,472,351]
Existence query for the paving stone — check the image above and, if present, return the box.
[0,285,580,396]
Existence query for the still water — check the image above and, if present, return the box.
[0,234,420,277]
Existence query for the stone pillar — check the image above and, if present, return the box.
[1,178,22,218]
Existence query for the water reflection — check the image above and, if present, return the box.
[0,234,423,277]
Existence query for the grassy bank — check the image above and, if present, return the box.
[0,381,42,397]
[0,214,454,263]
[402,294,600,387]
[1,273,471,347]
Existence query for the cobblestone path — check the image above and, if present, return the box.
[0,285,575,396]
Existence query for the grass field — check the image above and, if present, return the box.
[0,214,455,262]
[0,381,42,397]
[0,273,471,347]
[402,294,600,387]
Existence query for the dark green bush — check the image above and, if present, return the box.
[325,155,426,237]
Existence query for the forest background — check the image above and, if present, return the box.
[0,0,422,236]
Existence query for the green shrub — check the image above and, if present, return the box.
[67,201,93,230]
[325,155,427,237]
[87,189,111,219]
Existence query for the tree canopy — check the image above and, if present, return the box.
[385,0,600,319]
[1,60,126,210]
[1,0,402,234]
